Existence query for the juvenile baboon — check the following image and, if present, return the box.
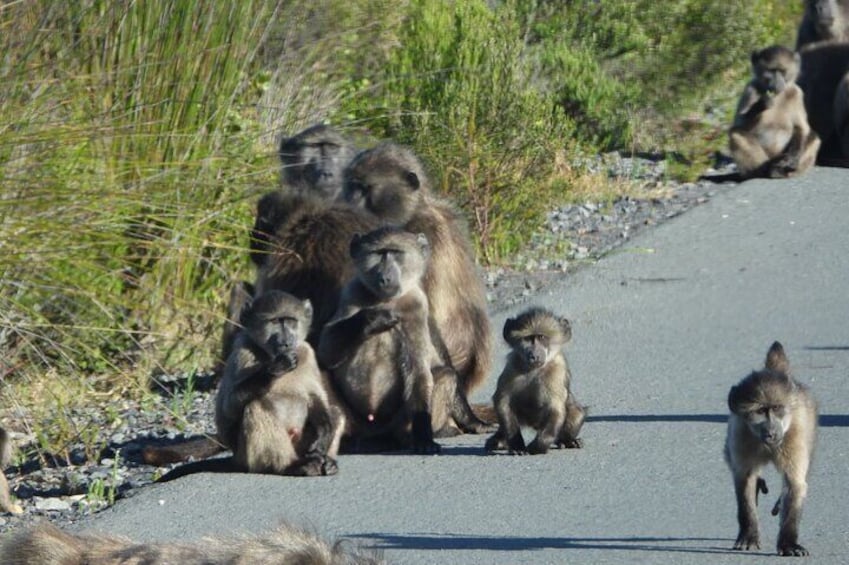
[342,143,492,396]
[0,521,384,565]
[0,427,23,514]
[250,192,379,336]
[161,291,343,480]
[279,124,358,200]
[485,308,586,455]
[318,227,491,453]
[729,46,820,179]
[725,341,818,556]
[798,42,849,162]
[797,0,849,51]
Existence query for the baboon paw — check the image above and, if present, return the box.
[557,437,584,449]
[364,308,400,334]
[527,440,550,455]
[733,533,760,551]
[777,542,809,556]
[484,435,504,452]
[321,457,339,476]
[270,352,298,374]
[508,448,529,456]
[466,422,498,434]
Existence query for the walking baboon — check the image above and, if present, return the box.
[0,427,22,514]
[279,124,358,200]
[342,143,492,395]
[485,308,586,455]
[0,522,384,565]
[161,291,343,480]
[250,192,379,337]
[318,227,490,453]
[725,341,818,556]
[797,0,849,51]
[729,46,820,179]
[798,42,849,162]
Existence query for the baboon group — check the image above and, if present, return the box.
[1,3,836,562]
[730,0,849,178]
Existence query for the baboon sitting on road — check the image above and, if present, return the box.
[729,46,820,179]
[725,341,818,556]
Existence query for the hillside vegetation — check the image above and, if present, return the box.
[0,1,798,459]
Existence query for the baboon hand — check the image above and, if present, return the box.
[363,307,400,335]
[270,350,298,374]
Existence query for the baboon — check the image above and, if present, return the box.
[161,291,343,480]
[798,42,849,162]
[485,308,586,455]
[0,522,384,565]
[797,0,849,51]
[250,192,379,336]
[279,124,358,200]
[318,227,492,453]
[725,341,818,556]
[0,427,23,514]
[342,143,492,396]
[729,46,820,179]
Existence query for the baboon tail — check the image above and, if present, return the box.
[142,436,225,466]
[156,456,240,482]
[471,403,497,425]
[0,523,87,565]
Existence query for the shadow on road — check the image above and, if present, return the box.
[586,414,849,427]
[351,532,765,555]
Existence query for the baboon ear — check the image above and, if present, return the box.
[559,317,572,342]
[727,385,740,414]
[302,299,313,325]
[503,317,518,342]
[415,232,431,258]
[405,171,420,191]
[349,233,363,258]
[765,341,789,374]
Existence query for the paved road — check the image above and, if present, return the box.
[75,168,849,563]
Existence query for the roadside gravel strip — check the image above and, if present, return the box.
[0,154,738,533]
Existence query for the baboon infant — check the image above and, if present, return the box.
[161,290,343,480]
[725,341,818,556]
[342,143,492,397]
[318,227,490,454]
[278,124,358,200]
[0,521,384,565]
[485,307,586,455]
[797,0,849,51]
[0,426,23,514]
[729,46,820,179]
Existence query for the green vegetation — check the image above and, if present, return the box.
[0,1,799,461]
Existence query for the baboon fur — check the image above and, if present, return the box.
[278,124,358,201]
[797,0,849,51]
[0,522,384,565]
[342,143,492,396]
[485,307,586,455]
[725,341,818,556]
[0,427,23,514]
[798,42,849,162]
[729,46,820,178]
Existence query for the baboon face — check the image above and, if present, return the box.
[350,227,429,300]
[242,291,313,367]
[728,370,796,446]
[503,308,571,371]
[279,125,355,199]
[806,0,847,36]
[751,46,800,95]
[343,144,426,224]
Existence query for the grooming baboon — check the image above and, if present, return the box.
[485,308,585,455]
[250,193,379,336]
[0,427,23,514]
[798,42,849,162]
[725,341,818,556]
[318,227,491,453]
[797,0,849,51]
[161,291,343,480]
[0,522,384,565]
[342,143,492,396]
[729,46,820,179]
[279,124,358,200]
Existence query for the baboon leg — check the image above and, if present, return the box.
[730,129,770,177]
[835,73,849,158]
[287,398,339,477]
[528,408,565,455]
[238,400,296,475]
[770,127,820,178]
[777,471,810,555]
[484,429,507,452]
[431,366,496,437]
[732,469,762,551]
[557,398,586,449]
[794,131,821,175]
[0,473,22,515]
[493,397,526,455]
[399,336,440,455]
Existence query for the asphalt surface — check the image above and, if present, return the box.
[72,167,849,564]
